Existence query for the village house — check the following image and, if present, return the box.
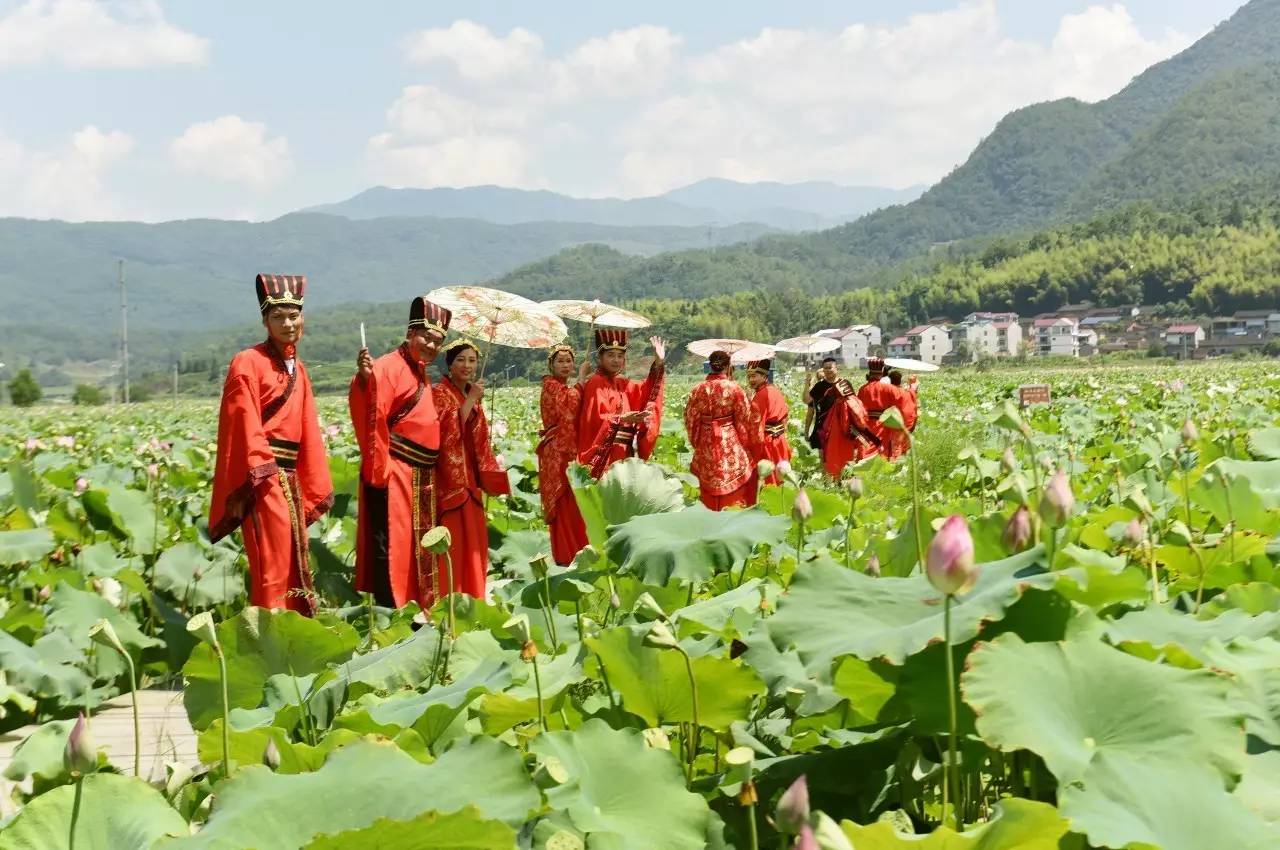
[887,324,952,365]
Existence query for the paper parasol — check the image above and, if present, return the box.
[542,299,652,329]
[425,285,567,350]
[774,334,841,355]
[686,338,776,365]
[882,357,940,373]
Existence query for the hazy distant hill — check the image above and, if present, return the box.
[304,179,923,231]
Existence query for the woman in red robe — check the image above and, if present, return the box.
[538,344,590,564]
[822,378,881,479]
[210,274,333,614]
[431,341,510,602]
[746,359,791,486]
[684,351,757,510]
[349,296,451,609]
[577,329,666,477]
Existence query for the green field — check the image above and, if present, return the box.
[1,361,1278,848]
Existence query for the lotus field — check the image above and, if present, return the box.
[2,363,1280,849]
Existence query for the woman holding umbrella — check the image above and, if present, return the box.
[431,340,510,601]
[538,344,589,564]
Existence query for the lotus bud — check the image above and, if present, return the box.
[186,611,219,648]
[775,774,810,834]
[263,738,281,770]
[642,620,681,651]
[1181,418,1198,446]
[792,488,813,522]
[74,477,89,494]
[420,526,452,555]
[64,713,97,776]
[926,515,977,596]
[757,458,776,480]
[777,460,793,478]
[1002,505,1035,553]
[865,554,881,577]
[1001,447,1018,472]
[146,463,159,480]
[529,552,551,579]
[796,825,819,850]
[38,584,51,601]
[1039,469,1074,528]
[813,812,855,850]
[88,618,127,657]
[609,590,621,610]
[845,475,864,500]
[1124,518,1144,546]
[634,592,666,621]
[879,406,906,432]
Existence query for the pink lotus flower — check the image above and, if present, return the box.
[926,515,977,596]
[775,774,809,834]
[74,477,89,494]
[325,424,340,438]
[1170,379,1185,392]
[1039,470,1074,527]
[24,438,39,451]
[796,825,818,850]
[55,435,75,449]
[146,463,159,480]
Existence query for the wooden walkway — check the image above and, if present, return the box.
[0,690,199,816]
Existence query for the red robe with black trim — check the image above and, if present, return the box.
[210,342,332,614]
[538,376,589,565]
[750,383,792,486]
[349,345,441,609]
[822,394,880,479]
[859,380,915,460]
[576,361,665,478]
[431,379,510,604]
[684,373,757,510]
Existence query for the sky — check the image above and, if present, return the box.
[0,0,1249,222]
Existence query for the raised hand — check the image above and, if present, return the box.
[356,348,373,383]
[649,336,666,363]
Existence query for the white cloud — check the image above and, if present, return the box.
[169,116,293,189]
[0,0,209,68]
[0,125,135,219]
[377,4,1197,196]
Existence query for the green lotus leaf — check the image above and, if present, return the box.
[0,630,93,704]
[0,528,55,565]
[1,719,76,788]
[586,627,763,730]
[81,483,157,555]
[152,542,244,607]
[182,606,359,730]
[1238,750,1280,826]
[75,541,137,578]
[569,458,683,552]
[1201,582,1280,616]
[1192,458,1280,535]
[153,737,538,849]
[320,625,445,700]
[963,632,1257,850]
[741,618,843,717]
[196,724,367,774]
[46,582,162,658]
[0,600,45,644]
[1202,637,1280,747]
[301,807,515,849]
[6,458,39,512]
[757,484,849,530]
[669,579,776,640]
[768,548,1053,668]
[530,719,712,850]
[0,772,186,850]
[1104,606,1280,665]
[607,506,789,585]
[0,669,37,720]
[1248,427,1280,460]
[491,529,551,575]
[839,798,1067,849]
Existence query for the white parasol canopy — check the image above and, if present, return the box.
[541,298,652,329]
[686,338,776,365]
[426,285,567,350]
[774,335,841,355]
[882,357,940,373]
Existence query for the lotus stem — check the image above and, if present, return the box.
[1145,527,1162,604]
[69,774,84,850]
[679,647,700,789]
[746,801,759,850]
[287,663,315,746]
[124,652,140,778]
[943,593,962,829]
[215,644,231,777]
[541,573,559,649]
[531,656,547,732]
[574,598,584,642]
[444,552,457,639]
[844,497,856,569]
[909,446,925,572]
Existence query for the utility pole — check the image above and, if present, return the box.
[118,259,130,404]
[173,362,179,402]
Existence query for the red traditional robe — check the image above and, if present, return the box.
[750,383,792,486]
[349,344,441,609]
[577,361,665,478]
[431,379,510,604]
[859,380,914,460]
[209,342,332,614]
[822,394,880,479]
[538,376,589,565]
[684,374,757,510]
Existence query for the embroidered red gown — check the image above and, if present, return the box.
[349,344,441,609]
[684,373,758,510]
[750,382,792,486]
[822,394,880,479]
[210,342,332,614]
[576,361,665,477]
[858,380,915,460]
[431,379,510,603]
[538,376,589,564]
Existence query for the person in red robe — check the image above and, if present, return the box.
[858,358,916,460]
[209,274,333,614]
[746,359,792,486]
[431,341,511,602]
[822,378,881,479]
[349,296,451,609]
[684,351,757,510]
[538,344,590,564]
[577,329,667,478]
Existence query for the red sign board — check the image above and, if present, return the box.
[1018,384,1051,406]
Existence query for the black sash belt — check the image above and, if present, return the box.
[611,424,638,446]
[390,433,439,469]
[701,414,735,425]
[268,437,300,470]
[764,419,786,437]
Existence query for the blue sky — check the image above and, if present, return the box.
[0,0,1248,221]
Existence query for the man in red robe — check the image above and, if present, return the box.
[209,274,333,614]
[858,357,913,460]
[684,351,757,510]
[577,329,666,478]
[822,378,880,479]
[746,359,791,486]
[349,296,451,609]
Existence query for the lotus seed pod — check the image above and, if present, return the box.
[1039,470,1075,528]
[529,552,551,578]
[88,618,127,656]
[420,525,452,554]
[775,774,810,834]
[642,620,681,650]
[186,611,219,648]
[634,592,666,620]
[926,515,978,596]
[64,713,97,776]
